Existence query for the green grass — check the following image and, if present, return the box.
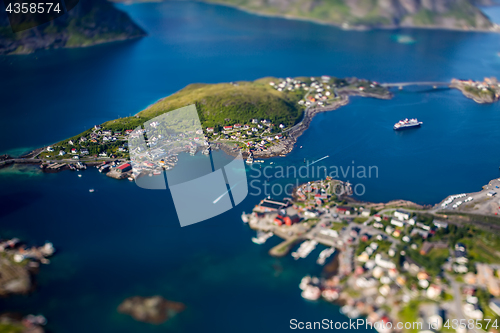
[54,77,305,149]
[353,217,369,223]
[398,300,421,333]
[138,78,304,129]
[0,322,24,333]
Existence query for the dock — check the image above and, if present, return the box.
[46,163,66,170]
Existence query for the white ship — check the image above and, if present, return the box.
[393,118,423,130]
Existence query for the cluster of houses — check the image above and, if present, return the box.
[248,175,500,332]
[270,76,335,108]
[452,77,500,101]
[46,125,133,160]
[205,118,286,151]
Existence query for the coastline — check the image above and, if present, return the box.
[198,0,500,33]
[4,34,146,56]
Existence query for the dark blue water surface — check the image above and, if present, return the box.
[2,1,500,332]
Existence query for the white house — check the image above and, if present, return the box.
[391,219,405,227]
[375,253,396,269]
[394,210,410,220]
[361,211,371,217]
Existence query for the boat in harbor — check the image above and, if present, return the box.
[322,289,339,301]
[241,212,249,223]
[393,118,422,130]
[291,240,318,260]
[299,275,311,290]
[89,189,94,193]
[316,247,335,265]
[301,285,321,301]
[251,231,273,244]
[246,156,254,164]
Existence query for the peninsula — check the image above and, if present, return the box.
[0,0,146,55]
[203,0,497,32]
[2,76,498,180]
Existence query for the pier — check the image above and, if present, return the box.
[46,163,66,170]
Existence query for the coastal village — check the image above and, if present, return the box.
[243,177,500,333]
[2,75,497,181]
[0,76,391,180]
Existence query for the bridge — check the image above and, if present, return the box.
[380,81,450,88]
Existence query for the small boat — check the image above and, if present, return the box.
[241,212,249,223]
[322,289,339,301]
[299,276,311,290]
[317,247,336,265]
[89,189,94,193]
[78,174,82,178]
[128,177,134,181]
[301,285,321,301]
[251,231,273,244]
[300,146,303,148]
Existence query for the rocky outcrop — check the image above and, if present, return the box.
[0,0,146,55]
[205,0,494,31]
[118,296,185,324]
[0,257,31,296]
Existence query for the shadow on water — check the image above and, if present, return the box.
[0,191,43,219]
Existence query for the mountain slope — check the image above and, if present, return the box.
[0,0,146,55]
[204,0,494,31]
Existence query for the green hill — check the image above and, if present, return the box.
[53,77,305,156]
[103,77,305,132]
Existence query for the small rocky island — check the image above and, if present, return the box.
[118,296,185,324]
[0,313,47,333]
[0,238,55,296]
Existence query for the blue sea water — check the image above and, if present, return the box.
[1,1,500,332]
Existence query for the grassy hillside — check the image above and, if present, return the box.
[103,77,305,132]
[52,77,305,157]
[203,0,492,30]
